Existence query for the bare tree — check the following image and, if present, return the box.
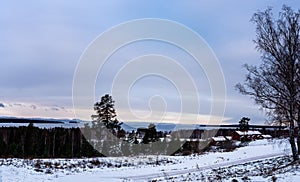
[236,5,300,160]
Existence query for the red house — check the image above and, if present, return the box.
[210,136,232,146]
[232,130,263,141]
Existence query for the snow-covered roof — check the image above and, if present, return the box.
[226,136,232,140]
[211,136,226,142]
[184,139,201,142]
[177,138,207,142]
[235,131,262,136]
[262,135,272,138]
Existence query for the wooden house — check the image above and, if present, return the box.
[210,136,232,146]
[232,130,263,141]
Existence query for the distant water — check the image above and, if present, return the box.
[0,122,84,129]
[122,122,199,132]
[0,121,204,131]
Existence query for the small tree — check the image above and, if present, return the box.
[142,123,159,144]
[239,117,250,131]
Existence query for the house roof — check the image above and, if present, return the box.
[226,136,232,140]
[235,130,262,136]
[262,134,272,138]
[211,136,231,142]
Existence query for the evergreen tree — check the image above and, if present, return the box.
[142,123,159,144]
[239,117,250,131]
[92,94,122,138]
[0,133,6,155]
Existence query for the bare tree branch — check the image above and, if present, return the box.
[236,5,300,160]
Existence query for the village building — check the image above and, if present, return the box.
[232,130,263,141]
[210,136,232,145]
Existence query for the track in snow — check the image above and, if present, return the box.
[121,152,286,181]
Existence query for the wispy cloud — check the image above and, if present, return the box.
[0,102,74,119]
[0,1,297,123]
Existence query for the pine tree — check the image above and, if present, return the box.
[142,123,159,144]
[239,117,250,131]
[92,94,122,139]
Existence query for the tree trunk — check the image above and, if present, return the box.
[297,109,300,155]
[289,104,299,161]
[71,130,74,157]
[297,134,300,155]
[53,131,55,157]
[290,131,298,160]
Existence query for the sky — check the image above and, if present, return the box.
[0,1,299,125]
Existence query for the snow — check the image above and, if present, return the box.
[0,139,297,182]
[165,155,296,182]
[211,136,228,142]
[235,130,262,135]
[226,136,232,140]
[262,134,272,139]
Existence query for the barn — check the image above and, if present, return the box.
[232,130,263,141]
[210,136,232,146]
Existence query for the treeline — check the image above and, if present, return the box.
[0,124,100,158]
[0,124,283,158]
[0,124,213,158]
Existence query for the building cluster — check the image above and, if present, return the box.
[210,130,272,146]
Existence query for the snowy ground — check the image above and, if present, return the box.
[0,139,298,182]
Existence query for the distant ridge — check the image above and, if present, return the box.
[0,117,79,124]
[122,122,287,132]
[0,116,287,131]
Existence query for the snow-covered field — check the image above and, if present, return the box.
[0,139,299,182]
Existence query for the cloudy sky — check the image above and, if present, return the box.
[1,1,299,125]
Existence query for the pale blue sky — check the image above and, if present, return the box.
[0,1,299,124]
